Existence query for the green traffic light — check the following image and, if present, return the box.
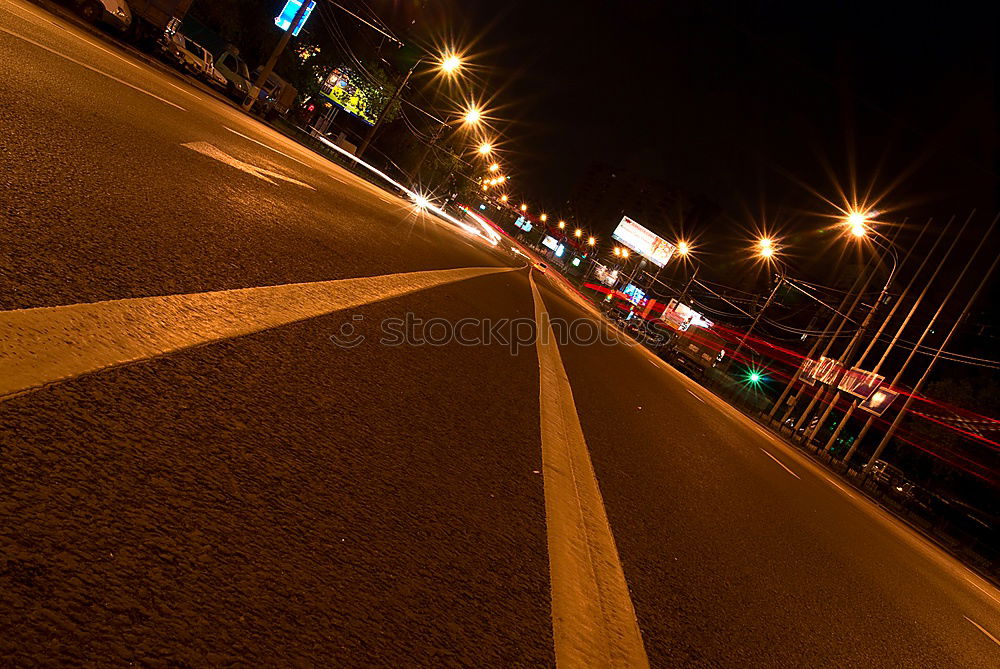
[748,371,762,383]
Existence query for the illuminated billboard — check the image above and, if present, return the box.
[275,0,315,36]
[593,263,618,286]
[837,367,884,400]
[319,68,377,125]
[860,388,898,416]
[622,284,645,305]
[611,216,676,267]
[541,235,559,251]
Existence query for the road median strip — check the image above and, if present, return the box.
[529,271,650,668]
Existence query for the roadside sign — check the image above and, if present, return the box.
[810,356,841,385]
[799,358,817,386]
[837,367,884,400]
[275,0,315,36]
[859,387,899,416]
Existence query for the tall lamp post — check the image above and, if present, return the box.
[356,54,463,158]
[725,237,784,371]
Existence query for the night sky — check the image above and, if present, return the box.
[449,0,998,234]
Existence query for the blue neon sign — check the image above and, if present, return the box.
[275,0,315,36]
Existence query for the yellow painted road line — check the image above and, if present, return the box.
[529,272,650,668]
[964,617,1000,647]
[0,25,186,111]
[0,266,515,400]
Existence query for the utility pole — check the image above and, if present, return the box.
[727,275,783,372]
[356,61,418,158]
[802,227,904,443]
[841,213,975,465]
[862,219,999,470]
[822,218,939,453]
[678,266,699,306]
[767,281,856,422]
[242,0,311,112]
[788,262,877,435]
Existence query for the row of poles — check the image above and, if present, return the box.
[762,212,999,472]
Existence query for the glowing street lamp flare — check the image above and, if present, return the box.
[677,241,690,256]
[440,54,462,73]
[574,229,582,237]
[622,248,630,258]
[464,106,482,125]
[757,237,776,259]
[558,221,565,229]
[614,247,621,257]
[844,210,876,238]
[588,236,596,245]
[500,195,508,202]
[477,142,492,155]
[540,213,548,222]
[489,163,500,172]
[520,203,527,212]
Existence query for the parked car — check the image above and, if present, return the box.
[251,69,298,118]
[214,50,252,100]
[74,0,131,32]
[161,31,214,78]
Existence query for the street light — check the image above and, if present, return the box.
[464,106,482,125]
[440,54,462,73]
[358,50,467,157]
[558,221,566,229]
[540,213,548,222]
[588,236,596,246]
[477,141,492,155]
[574,229,582,238]
[520,203,527,212]
[757,237,776,259]
[500,195,508,202]
[677,240,690,256]
[846,210,874,238]
[489,163,500,172]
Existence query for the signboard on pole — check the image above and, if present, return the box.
[810,356,841,385]
[611,215,676,267]
[275,0,315,36]
[799,358,818,386]
[622,283,646,305]
[593,263,618,287]
[837,367,885,400]
[859,387,899,416]
[541,235,559,251]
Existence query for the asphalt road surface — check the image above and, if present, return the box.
[2,0,999,665]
